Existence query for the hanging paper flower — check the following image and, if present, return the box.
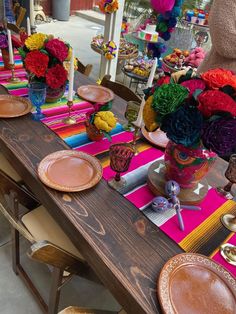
[99,0,119,14]
[151,0,175,14]
[102,41,117,60]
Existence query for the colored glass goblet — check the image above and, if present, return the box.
[29,82,46,121]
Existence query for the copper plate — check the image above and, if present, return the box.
[38,150,103,192]
[158,253,236,314]
[141,126,169,148]
[77,85,114,104]
[0,95,32,118]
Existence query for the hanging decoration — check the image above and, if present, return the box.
[102,41,117,60]
[99,0,119,14]
[151,0,184,41]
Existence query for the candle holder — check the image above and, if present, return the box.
[217,154,236,200]
[63,100,76,125]
[7,64,20,83]
[132,125,140,156]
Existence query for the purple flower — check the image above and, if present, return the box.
[202,117,236,156]
[0,34,8,49]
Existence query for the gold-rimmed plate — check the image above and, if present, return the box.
[158,253,236,314]
[141,126,169,148]
[38,150,103,192]
[0,95,32,118]
[77,85,114,104]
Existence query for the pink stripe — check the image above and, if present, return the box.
[103,148,164,181]
[160,189,227,243]
[78,131,134,155]
[126,184,154,209]
[0,69,26,80]
[10,88,28,96]
[212,234,236,277]
[42,102,93,117]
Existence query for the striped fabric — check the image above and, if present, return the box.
[1,68,236,277]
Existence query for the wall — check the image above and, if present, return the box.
[42,0,96,16]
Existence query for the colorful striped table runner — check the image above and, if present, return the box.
[1,69,236,277]
[0,51,24,71]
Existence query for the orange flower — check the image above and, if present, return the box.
[201,68,236,89]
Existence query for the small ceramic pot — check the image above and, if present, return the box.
[85,121,104,142]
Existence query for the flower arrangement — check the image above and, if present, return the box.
[99,0,119,14]
[102,41,117,60]
[87,102,117,141]
[151,0,184,41]
[19,33,73,90]
[143,68,236,157]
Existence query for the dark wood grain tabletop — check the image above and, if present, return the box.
[0,72,233,314]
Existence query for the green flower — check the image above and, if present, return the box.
[152,83,189,122]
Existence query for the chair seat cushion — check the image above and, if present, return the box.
[21,206,84,260]
[0,152,21,182]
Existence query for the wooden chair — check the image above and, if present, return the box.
[77,59,93,77]
[0,84,10,95]
[6,2,26,34]
[59,306,126,314]
[0,169,99,314]
[100,75,141,103]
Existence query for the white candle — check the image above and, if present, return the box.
[7,29,14,65]
[133,58,158,128]
[68,49,74,102]
[147,57,158,88]
[30,0,34,26]
[27,17,31,36]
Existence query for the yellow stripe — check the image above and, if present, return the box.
[210,232,235,258]
[179,200,236,252]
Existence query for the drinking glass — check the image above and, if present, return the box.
[124,101,140,130]
[28,82,46,121]
[108,143,134,191]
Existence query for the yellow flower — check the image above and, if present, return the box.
[25,33,47,51]
[94,111,117,132]
[143,96,159,132]
[66,47,72,61]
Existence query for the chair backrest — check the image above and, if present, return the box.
[7,2,26,33]
[77,59,93,77]
[58,306,125,314]
[0,84,10,95]
[101,75,141,103]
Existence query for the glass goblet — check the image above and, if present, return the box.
[108,143,135,191]
[29,82,46,121]
[124,101,140,130]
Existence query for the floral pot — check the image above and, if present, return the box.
[46,84,66,103]
[1,48,11,70]
[85,121,104,142]
[164,141,217,189]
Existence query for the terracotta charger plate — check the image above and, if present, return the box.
[77,85,114,104]
[158,253,236,314]
[141,126,169,148]
[38,150,103,192]
[0,95,32,118]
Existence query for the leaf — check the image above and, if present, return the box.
[103,131,112,142]
[18,47,26,59]
[99,101,112,111]
[193,89,203,101]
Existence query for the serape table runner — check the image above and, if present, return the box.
[1,70,236,278]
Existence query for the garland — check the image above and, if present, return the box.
[99,0,119,14]
[151,0,184,41]
[102,41,117,60]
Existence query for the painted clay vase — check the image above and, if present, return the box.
[85,121,104,142]
[46,84,66,103]
[164,141,217,188]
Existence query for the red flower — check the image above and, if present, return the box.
[45,38,68,62]
[25,50,49,77]
[201,68,236,89]
[157,75,171,86]
[198,90,236,118]
[181,79,206,98]
[46,64,67,89]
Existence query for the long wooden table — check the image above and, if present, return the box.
[0,72,233,314]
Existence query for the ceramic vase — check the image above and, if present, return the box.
[1,48,11,69]
[164,141,217,188]
[85,121,104,142]
[46,84,66,103]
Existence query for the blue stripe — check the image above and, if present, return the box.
[65,123,124,148]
